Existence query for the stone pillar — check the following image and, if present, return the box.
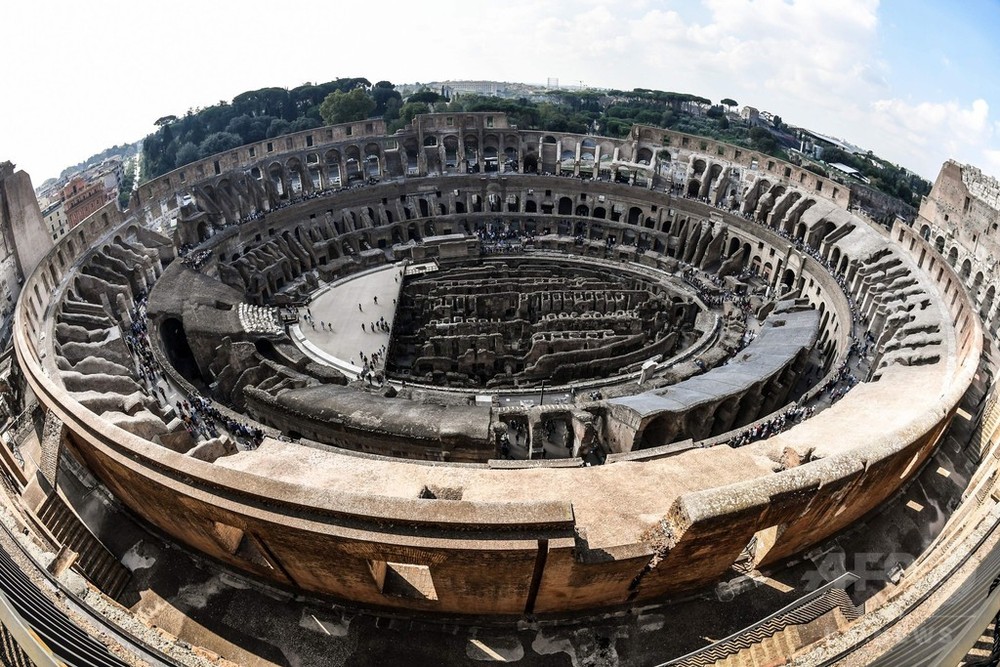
[48,544,78,578]
[38,410,64,489]
[417,145,428,177]
[0,164,53,285]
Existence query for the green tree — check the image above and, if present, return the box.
[395,101,430,129]
[383,97,402,123]
[749,127,777,153]
[175,142,200,167]
[225,114,273,143]
[372,81,402,116]
[319,88,375,125]
[720,98,738,112]
[289,116,321,132]
[408,90,442,105]
[117,163,136,209]
[266,119,291,138]
[199,132,243,158]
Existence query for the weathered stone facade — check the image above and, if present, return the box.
[11,115,980,617]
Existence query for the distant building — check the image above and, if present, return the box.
[439,81,508,98]
[828,162,871,185]
[62,176,109,229]
[740,106,759,124]
[94,158,123,194]
[41,199,67,241]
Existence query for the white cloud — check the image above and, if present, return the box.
[1,0,997,185]
[867,97,995,177]
[981,150,1000,181]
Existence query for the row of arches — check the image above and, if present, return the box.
[924,224,1000,333]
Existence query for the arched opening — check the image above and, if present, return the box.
[254,339,281,363]
[523,153,538,173]
[639,415,679,449]
[161,318,204,386]
[782,268,796,289]
[558,197,573,215]
[483,146,499,172]
[197,220,210,242]
[794,222,808,243]
[443,136,459,168]
[403,139,419,175]
[268,163,285,197]
[627,207,642,225]
[982,285,996,319]
[807,220,837,251]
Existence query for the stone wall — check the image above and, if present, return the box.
[10,121,978,616]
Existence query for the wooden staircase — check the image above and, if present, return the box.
[35,494,130,600]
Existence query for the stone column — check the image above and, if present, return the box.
[38,411,64,489]
[771,257,784,291]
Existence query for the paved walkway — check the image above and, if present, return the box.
[297,264,404,374]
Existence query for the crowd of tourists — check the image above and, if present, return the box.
[124,293,265,449]
[727,404,815,447]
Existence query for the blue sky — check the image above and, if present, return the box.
[2,0,998,186]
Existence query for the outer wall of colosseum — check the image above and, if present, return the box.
[13,115,980,615]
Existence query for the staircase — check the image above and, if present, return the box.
[35,494,130,600]
[671,587,862,667]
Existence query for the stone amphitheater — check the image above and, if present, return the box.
[4,112,1000,665]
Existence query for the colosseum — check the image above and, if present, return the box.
[1,112,1000,665]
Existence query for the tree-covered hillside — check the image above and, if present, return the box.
[142,77,380,178]
[139,77,930,208]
